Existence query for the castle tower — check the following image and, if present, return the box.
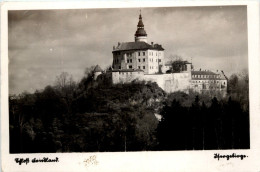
[93,65,102,80]
[134,11,147,43]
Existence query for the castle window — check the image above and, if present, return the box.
[138,52,140,56]
[130,59,132,63]
[129,65,132,69]
[127,59,129,63]
[223,82,225,85]
[143,58,145,62]
[138,59,141,62]
[143,52,145,56]
[119,66,121,69]
[143,66,145,69]
[138,66,141,69]
[159,59,161,62]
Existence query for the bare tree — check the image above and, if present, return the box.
[55,72,70,90]
[166,54,183,63]
[84,66,96,77]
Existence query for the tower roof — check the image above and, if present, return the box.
[135,12,147,37]
[137,14,144,27]
[93,65,102,72]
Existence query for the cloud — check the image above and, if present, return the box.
[8,6,248,94]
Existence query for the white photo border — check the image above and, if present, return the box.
[1,1,260,171]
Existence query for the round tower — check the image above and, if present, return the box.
[93,65,103,80]
[134,11,147,43]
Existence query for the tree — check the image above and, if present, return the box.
[55,72,76,92]
[84,66,96,77]
[228,74,239,94]
[166,54,183,62]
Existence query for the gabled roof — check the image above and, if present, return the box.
[93,65,103,72]
[111,69,144,72]
[191,70,226,80]
[191,71,218,75]
[113,42,164,52]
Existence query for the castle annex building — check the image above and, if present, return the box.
[95,12,227,94]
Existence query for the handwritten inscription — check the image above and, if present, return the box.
[15,157,59,165]
[84,155,98,167]
[214,153,248,160]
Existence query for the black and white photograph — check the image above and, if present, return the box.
[1,1,260,172]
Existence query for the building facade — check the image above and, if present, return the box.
[112,13,164,74]
[191,70,227,93]
[95,12,227,95]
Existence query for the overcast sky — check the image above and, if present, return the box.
[8,6,248,94]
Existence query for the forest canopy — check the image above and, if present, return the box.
[9,70,249,152]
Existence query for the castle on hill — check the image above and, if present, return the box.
[94,12,227,94]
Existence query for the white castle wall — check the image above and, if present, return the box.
[162,73,191,93]
[111,71,144,84]
[110,71,191,93]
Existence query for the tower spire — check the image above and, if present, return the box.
[135,10,147,42]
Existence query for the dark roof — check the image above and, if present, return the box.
[135,14,147,37]
[138,14,144,27]
[191,70,226,80]
[111,69,144,72]
[191,71,218,75]
[113,42,164,52]
[93,65,103,72]
[135,28,147,37]
[192,77,226,80]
